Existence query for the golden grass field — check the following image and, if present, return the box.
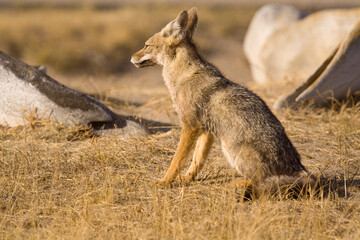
[1,3,360,240]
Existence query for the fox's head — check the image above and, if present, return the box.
[130,7,198,68]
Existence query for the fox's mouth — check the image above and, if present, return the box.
[132,58,156,68]
[134,59,151,68]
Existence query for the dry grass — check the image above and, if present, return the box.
[0,5,253,74]
[1,99,360,239]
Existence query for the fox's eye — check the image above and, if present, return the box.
[144,45,149,49]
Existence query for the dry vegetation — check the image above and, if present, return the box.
[1,101,360,239]
[1,4,360,240]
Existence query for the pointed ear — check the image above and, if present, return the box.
[186,7,198,39]
[161,10,188,39]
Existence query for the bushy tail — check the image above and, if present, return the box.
[257,171,320,198]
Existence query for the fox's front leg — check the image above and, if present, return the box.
[156,123,200,185]
[179,132,214,183]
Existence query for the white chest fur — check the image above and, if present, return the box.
[162,71,182,115]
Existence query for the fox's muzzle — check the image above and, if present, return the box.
[130,54,155,68]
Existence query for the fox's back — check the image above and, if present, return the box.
[172,61,279,134]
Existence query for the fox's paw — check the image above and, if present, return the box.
[233,179,254,189]
[178,174,194,183]
[153,178,171,186]
[232,178,256,200]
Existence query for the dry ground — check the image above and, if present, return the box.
[1,4,360,240]
[1,91,360,240]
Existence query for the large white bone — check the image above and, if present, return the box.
[275,20,360,108]
[244,4,360,107]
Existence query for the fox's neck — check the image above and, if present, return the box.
[163,42,203,70]
[162,43,204,97]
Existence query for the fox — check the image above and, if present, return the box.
[130,7,316,195]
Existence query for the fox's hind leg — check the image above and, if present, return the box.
[179,132,214,182]
[156,123,200,185]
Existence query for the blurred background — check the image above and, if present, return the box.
[0,0,357,74]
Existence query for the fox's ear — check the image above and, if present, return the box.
[186,7,198,39]
[161,10,188,39]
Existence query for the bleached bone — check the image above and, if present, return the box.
[275,20,360,108]
[244,4,360,84]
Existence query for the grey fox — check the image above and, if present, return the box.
[131,8,316,195]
